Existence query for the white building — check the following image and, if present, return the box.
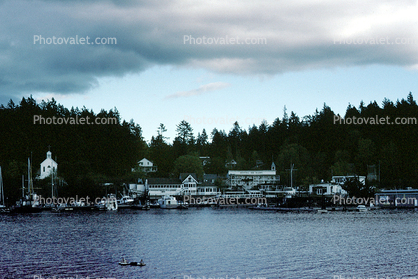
[180,173,199,196]
[143,173,221,199]
[39,151,58,179]
[227,167,279,190]
[134,158,157,173]
[309,183,347,196]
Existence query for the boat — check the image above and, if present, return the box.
[356,205,368,212]
[117,194,135,208]
[119,257,130,266]
[158,195,180,209]
[96,194,118,211]
[129,261,146,266]
[118,257,146,266]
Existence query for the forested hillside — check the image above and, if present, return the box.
[1,93,417,202]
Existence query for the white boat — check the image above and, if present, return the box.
[117,195,135,208]
[356,205,368,212]
[96,194,118,211]
[158,195,180,209]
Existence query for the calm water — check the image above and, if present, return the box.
[1,208,418,279]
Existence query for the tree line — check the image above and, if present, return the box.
[0,93,417,202]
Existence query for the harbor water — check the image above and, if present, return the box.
[1,208,418,279]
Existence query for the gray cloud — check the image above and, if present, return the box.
[1,0,417,99]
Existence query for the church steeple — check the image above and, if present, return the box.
[271,161,276,171]
[47,151,52,159]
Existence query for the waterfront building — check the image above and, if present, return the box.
[39,151,58,179]
[199,174,222,196]
[227,165,279,190]
[308,183,347,197]
[147,177,183,198]
[180,173,198,195]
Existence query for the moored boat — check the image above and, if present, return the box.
[117,195,135,208]
[158,195,179,209]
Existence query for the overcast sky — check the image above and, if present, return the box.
[1,0,418,141]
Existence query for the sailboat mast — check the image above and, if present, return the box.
[51,170,54,198]
[0,166,4,206]
[28,157,33,196]
[22,175,25,198]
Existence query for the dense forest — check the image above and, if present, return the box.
[1,93,417,202]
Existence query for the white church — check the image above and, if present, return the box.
[39,151,58,179]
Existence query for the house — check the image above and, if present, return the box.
[133,158,157,173]
[180,173,199,195]
[39,151,58,179]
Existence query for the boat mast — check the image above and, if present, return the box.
[28,157,33,197]
[51,169,54,199]
[22,175,25,198]
[0,166,4,206]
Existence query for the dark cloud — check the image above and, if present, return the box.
[1,0,417,99]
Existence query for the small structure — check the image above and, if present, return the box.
[134,158,157,173]
[225,160,237,169]
[199,156,210,166]
[39,151,58,179]
[331,175,366,186]
[308,183,347,197]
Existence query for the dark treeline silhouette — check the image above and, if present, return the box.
[0,96,146,203]
[0,93,417,202]
[147,92,418,192]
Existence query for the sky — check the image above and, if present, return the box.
[1,0,418,142]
